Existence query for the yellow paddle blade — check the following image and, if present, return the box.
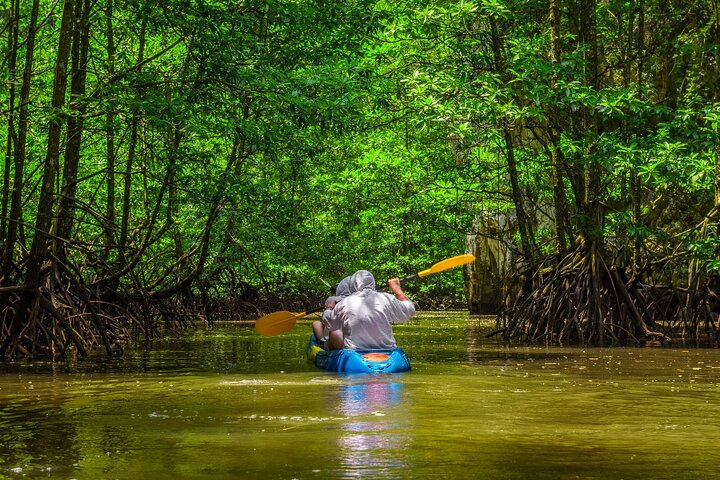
[417,254,475,278]
[255,310,307,336]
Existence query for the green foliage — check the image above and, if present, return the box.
[2,0,720,314]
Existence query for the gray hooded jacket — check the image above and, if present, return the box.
[329,270,416,349]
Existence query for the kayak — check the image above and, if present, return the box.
[305,335,411,374]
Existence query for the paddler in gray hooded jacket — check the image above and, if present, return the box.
[327,270,416,350]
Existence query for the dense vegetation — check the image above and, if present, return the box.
[0,0,718,358]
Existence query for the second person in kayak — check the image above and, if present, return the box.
[326,270,416,350]
[312,275,351,349]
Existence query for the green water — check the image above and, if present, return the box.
[2,312,720,479]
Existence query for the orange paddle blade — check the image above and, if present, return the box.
[255,310,307,336]
[417,254,475,278]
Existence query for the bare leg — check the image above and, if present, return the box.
[312,321,324,341]
[327,330,344,350]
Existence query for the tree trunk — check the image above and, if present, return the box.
[2,0,78,358]
[465,219,505,314]
[1,0,20,242]
[167,122,184,263]
[489,15,535,263]
[34,0,74,260]
[102,0,116,263]
[631,0,645,271]
[54,0,91,260]
[503,128,535,261]
[578,0,603,248]
[2,0,39,277]
[549,0,571,256]
[119,21,146,252]
[713,0,719,207]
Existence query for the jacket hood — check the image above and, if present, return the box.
[335,276,352,297]
[348,270,376,293]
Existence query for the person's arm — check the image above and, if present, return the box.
[387,278,409,301]
[321,298,338,325]
[386,278,415,323]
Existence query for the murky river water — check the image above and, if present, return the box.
[2,312,720,479]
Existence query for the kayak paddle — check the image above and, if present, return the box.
[254,253,475,336]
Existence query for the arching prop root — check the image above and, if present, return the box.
[497,247,672,345]
[0,265,210,361]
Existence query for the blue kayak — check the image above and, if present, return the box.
[305,335,411,374]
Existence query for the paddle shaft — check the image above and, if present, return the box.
[255,275,425,336]
[255,253,475,336]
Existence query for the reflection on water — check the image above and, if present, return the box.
[333,380,409,478]
[2,314,720,479]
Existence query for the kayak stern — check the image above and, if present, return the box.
[306,335,411,374]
